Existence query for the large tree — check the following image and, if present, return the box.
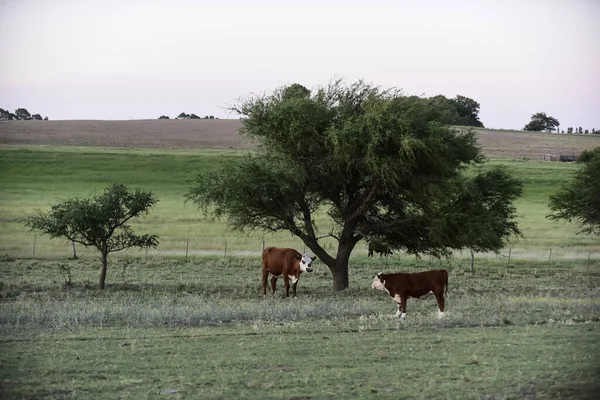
[187,81,522,290]
[547,147,600,235]
[523,112,560,132]
[451,95,485,128]
[26,184,159,289]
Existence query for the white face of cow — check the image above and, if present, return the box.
[299,254,314,273]
[371,273,386,292]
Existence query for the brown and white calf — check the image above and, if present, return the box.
[262,247,315,297]
[371,270,448,319]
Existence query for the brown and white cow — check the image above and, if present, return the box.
[371,269,448,319]
[262,247,315,297]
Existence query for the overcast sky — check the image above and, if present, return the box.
[1,0,598,130]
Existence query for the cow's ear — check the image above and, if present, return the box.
[311,256,317,261]
[295,253,302,260]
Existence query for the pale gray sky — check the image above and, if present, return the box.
[1,0,598,130]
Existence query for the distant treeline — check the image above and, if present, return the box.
[159,113,218,120]
[563,127,598,135]
[0,108,48,121]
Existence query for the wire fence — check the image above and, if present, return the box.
[5,235,599,271]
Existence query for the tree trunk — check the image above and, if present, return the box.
[332,241,353,291]
[99,249,108,289]
[332,259,349,291]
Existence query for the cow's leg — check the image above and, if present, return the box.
[393,294,407,319]
[399,296,407,320]
[434,289,445,318]
[262,268,269,296]
[270,276,277,297]
[283,275,290,297]
[292,281,298,297]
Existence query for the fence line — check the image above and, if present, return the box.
[3,236,600,267]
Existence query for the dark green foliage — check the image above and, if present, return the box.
[158,115,170,119]
[1,107,47,121]
[26,184,159,289]
[424,94,484,127]
[577,147,600,163]
[451,95,485,127]
[282,83,311,100]
[187,80,521,290]
[14,108,31,120]
[548,150,600,235]
[524,112,560,132]
[434,169,522,252]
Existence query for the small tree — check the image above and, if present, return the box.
[523,112,559,132]
[14,108,32,120]
[190,114,201,119]
[177,112,190,119]
[158,115,170,119]
[26,184,159,289]
[547,148,600,235]
[0,108,11,120]
[32,114,43,120]
[567,127,573,134]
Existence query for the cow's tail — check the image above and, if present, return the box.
[443,269,449,295]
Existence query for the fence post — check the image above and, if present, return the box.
[507,247,512,267]
[224,239,228,258]
[548,249,552,263]
[470,248,475,273]
[72,240,77,259]
[588,250,591,275]
[145,247,148,262]
[262,240,265,251]
[185,238,189,262]
[33,235,36,258]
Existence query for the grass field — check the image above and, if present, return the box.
[1,123,599,399]
[1,145,598,262]
[1,256,599,399]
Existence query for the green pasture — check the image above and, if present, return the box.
[1,256,599,399]
[1,145,600,398]
[0,145,597,263]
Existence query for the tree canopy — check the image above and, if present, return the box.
[0,107,48,121]
[523,112,560,132]
[547,148,600,235]
[424,95,484,128]
[187,80,522,290]
[26,184,159,289]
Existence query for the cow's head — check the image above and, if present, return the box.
[371,272,386,291]
[299,254,315,273]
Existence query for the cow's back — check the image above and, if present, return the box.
[262,247,298,276]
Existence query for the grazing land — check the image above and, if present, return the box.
[1,120,600,399]
[0,146,599,260]
[1,257,600,399]
[1,119,598,159]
